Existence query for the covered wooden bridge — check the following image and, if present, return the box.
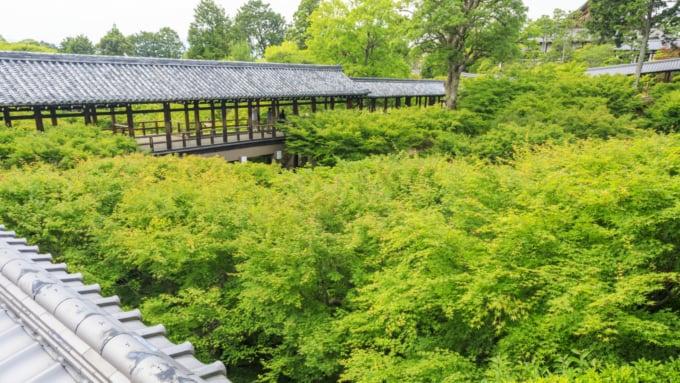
[0,51,444,160]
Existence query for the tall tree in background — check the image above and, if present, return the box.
[306,0,411,77]
[97,25,131,56]
[59,35,95,54]
[128,28,185,58]
[411,0,526,109]
[287,0,321,49]
[234,0,286,58]
[187,0,233,60]
[588,0,680,87]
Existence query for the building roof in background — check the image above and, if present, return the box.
[0,224,231,383]
[585,58,680,76]
[0,51,368,107]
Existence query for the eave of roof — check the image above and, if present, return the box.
[0,224,231,383]
[585,58,680,76]
[351,77,446,98]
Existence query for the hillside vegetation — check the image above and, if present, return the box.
[1,69,680,382]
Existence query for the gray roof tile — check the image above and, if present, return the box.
[351,77,446,98]
[0,224,231,383]
[0,51,369,107]
[585,58,680,76]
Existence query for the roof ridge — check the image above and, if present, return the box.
[0,50,343,71]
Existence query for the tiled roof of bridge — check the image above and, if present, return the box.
[0,224,231,383]
[351,75,477,98]
[585,58,680,76]
[0,51,368,107]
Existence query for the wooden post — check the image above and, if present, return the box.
[370,99,376,112]
[50,107,58,126]
[163,102,173,150]
[330,97,335,110]
[395,97,401,109]
[193,101,202,146]
[83,106,91,125]
[247,100,254,140]
[324,97,328,110]
[2,108,11,127]
[311,97,317,113]
[184,102,191,133]
[221,100,228,143]
[405,96,412,107]
[34,107,44,132]
[91,106,99,125]
[359,98,364,110]
[109,107,116,130]
[346,97,353,109]
[293,99,299,116]
[210,100,216,128]
[234,99,240,130]
[126,104,135,137]
[383,97,388,113]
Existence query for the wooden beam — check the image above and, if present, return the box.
[163,102,173,150]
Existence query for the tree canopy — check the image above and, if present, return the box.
[234,0,287,58]
[128,27,185,58]
[187,0,233,60]
[59,34,95,54]
[97,25,132,56]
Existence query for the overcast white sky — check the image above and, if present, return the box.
[1,0,587,46]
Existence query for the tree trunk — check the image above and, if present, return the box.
[635,4,654,88]
[444,67,463,110]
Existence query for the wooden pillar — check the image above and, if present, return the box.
[221,100,228,143]
[50,107,58,126]
[210,100,216,127]
[109,107,116,129]
[3,108,11,127]
[330,97,335,110]
[346,97,353,109]
[395,97,401,109]
[83,106,91,125]
[324,97,328,110]
[184,102,191,132]
[383,97,388,113]
[234,99,240,128]
[359,98,364,110]
[34,107,44,132]
[311,97,317,113]
[193,101,202,146]
[163,102,173,150]
[293,99,299,116]
[247,100,254,140]
[126,104,135,137]
[370,99,376,112]
[405,96,412,107]
[91,106,99,125]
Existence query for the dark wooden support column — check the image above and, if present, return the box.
[324,97,328,110]
[395,97,401,109]
[330,97,335,110]
[91,106,99,125]
[193,101,202,146]
[346,97,353,109]
[183,102,190,132]
[210,100,216,127]
[83,106,91,125]
[109,107,116,129]
[247,100,254,140]
[50,107,58,126]
[34,107,44,131]
[359,98,364,110]
[383,97,388,113]
[293,99,299,116]
[405,96,412,107]
[256,99,262,135]
[3,108,12,127]
[370,99,376,112]
[163,102,173,150]
[221,100,228,142]
[126,104,135,137]
[311,97,317,113]
[234,99,240,128]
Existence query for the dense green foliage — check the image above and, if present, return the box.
[234,0,286,58]
[0,124,137,169]
[283,66,646,164]
[1,131,680,381]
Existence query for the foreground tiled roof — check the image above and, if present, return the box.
[585,58,680,76]
[0,51,369,107]
[0,224,231,383]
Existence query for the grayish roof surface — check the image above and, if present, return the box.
[585,58,680,76]
[0,224,231,383]
[351,78,446,98]
[0,51,368,107]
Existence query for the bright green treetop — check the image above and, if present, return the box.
[187,0,233,60]
[411,0,526,109]
[306,0,411,77]
[97,25,131,56]
[128,27,185,58]
[60,35,96,55]
[234,0,287,58]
